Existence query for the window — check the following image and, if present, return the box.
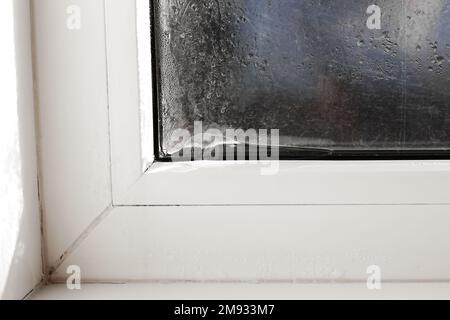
[153,0,450,161]
[99,0,450,207]
[30,0,450,285]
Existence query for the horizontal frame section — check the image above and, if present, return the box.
[52,205,450,282]
[116,160,450,206]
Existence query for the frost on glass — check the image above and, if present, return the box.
[154,0,450,159]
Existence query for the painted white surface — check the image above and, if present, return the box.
[0,0,42,300]
[32,283,450,300]
[0,0,22,298]
[51,205,450,282]
[32,0,112,265]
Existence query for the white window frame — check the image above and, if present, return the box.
[106,0,450,207]
[32,0,450,283]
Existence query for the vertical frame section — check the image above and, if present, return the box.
[136,0,154,170]
[105,0,145,203]
[33,0,112,264]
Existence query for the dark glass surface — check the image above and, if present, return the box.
[153,0,450,159]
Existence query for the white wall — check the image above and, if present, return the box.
[0,0,42,300]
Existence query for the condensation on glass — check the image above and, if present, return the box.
[153,0,450,159]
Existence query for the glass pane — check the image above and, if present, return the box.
[153,0,450,160]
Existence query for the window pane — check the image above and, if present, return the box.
[153,0,450,159]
